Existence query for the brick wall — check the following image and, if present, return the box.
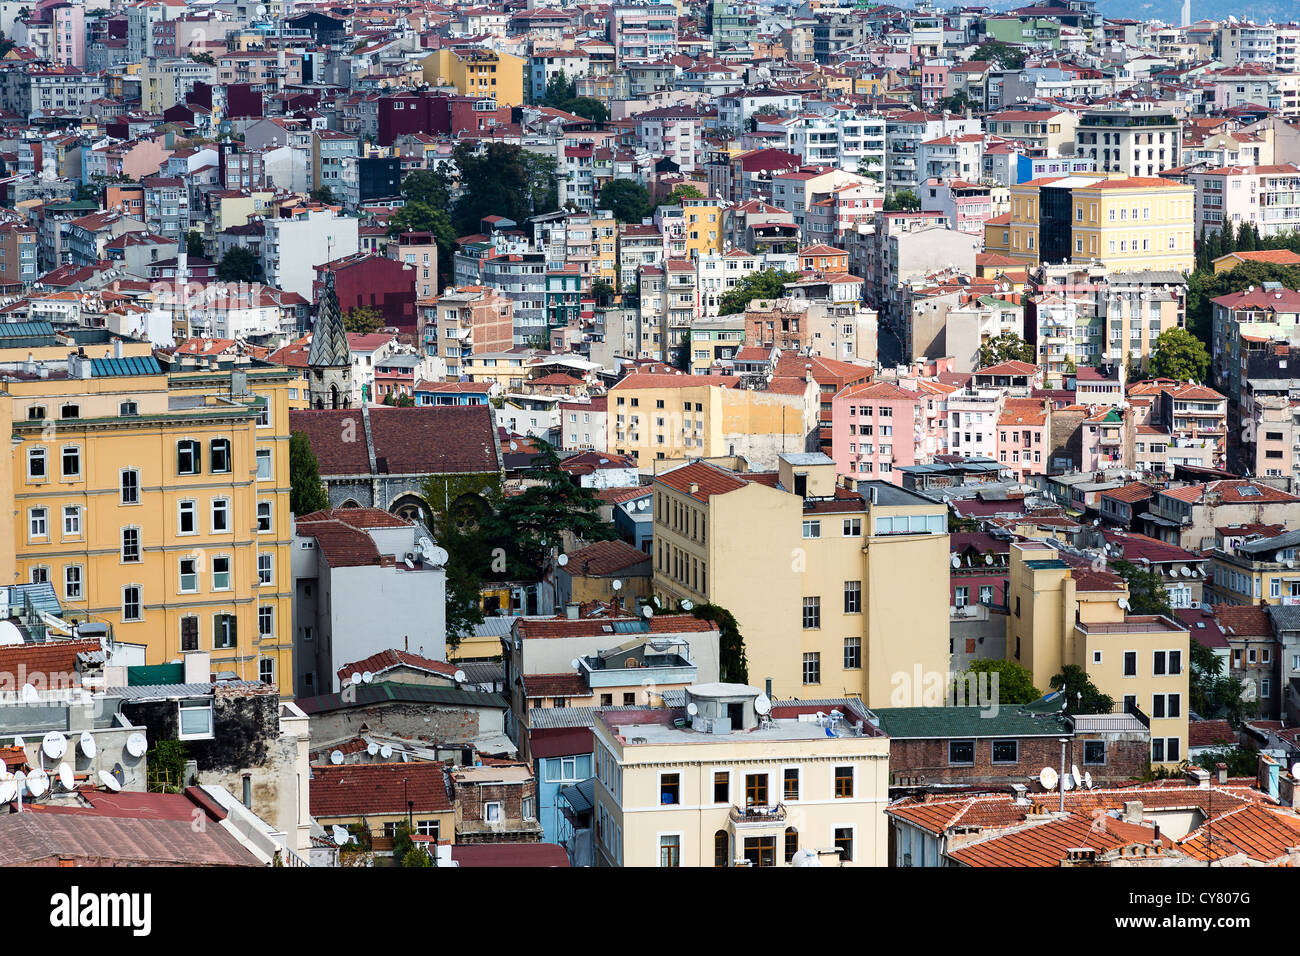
[890,731,1149,788]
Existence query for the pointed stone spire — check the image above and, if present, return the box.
[308,268,351,369]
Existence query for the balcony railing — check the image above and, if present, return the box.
[729,803,787,826]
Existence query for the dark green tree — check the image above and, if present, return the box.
[970,39,1027,69]
[1150,327,1210,383]
[1111,559,1173,615]
[659,183,704,207]
[717,268,800,315]
[591,278,616,306]
[217,246,262,283]
[309,185,336,204]
[936,90,972,113]
[884,189,920,211]
[959,659,1041,705]
[401,168,453,209]
[1193,748,1258,777]
[689,603,747,683]
[566,96,609,123]
[451,142,557,235]
[289,431,330,516]
[1186,260,1300,342]
[599,178,654,224]
[1189,639,1257,726]
[185,230,205,260]
[1220,220,1237,256]
[1050,664,1115,715]
[541,69,577,107]
[344,305,384,334]
[977,331,1035,367]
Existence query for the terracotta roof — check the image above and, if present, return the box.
[309,762,452,817]
[0,639,101,686]
[655,461,750,502]
[334,649,459,685]
[289,406,500,477]
[524,673,589,698]
[1188,719,1236,749]
[450,842,570,867]
[296,507,410,529]
[1100,483,1155,504]
[562,539,651,576]
[1212,604,1273,638]
[947,812,1170,867]
[1178,804,1300,863]
[976,360,1038,377]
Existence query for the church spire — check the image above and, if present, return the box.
[308,268,350,368]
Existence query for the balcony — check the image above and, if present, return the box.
[728,803,787,829]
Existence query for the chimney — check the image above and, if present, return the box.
[1122,800,1143,824]
[564,602,580,620]
[1215,761,1228,785]
[112,338,123,359]
[1184,766,1210,789]
[689,482,699,495]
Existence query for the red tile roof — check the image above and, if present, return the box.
[1212,604,1273,638]
[1188,719,1236,749]
[290,406,500,477]
[309,762,452,817]
[334,649,458,685]
[450,842,570,866]
[1178,804,1300,863]
[524,673,589,698]
[655,460,750,502]
[947,812,1171,867]
[562,539,651,576]
[0,639,102,686]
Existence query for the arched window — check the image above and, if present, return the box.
[329,383,340,409]
[784,826,799,864]
[714,829,728,867]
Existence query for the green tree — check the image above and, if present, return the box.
[217,246,262,283]
[289,431,330,516]
[542,69,576,107]
[856,157,881,182]
[401,168,452,210]
[392,823,416,864]
[566,96,609,123]
[960,659,1040,705]
[660,183,704,207]
[401,845,433,866]
[189,50,214,65]
[1189,638,1258,726]
[387,202,457,286]
[884,189,920,212]
[600,178,654,224]
[1237,220,1258,252]
[451,142,557,235]
[344,305,384,334]
[937,90,972,114]
[672,331,692,371]
[1111,559,1172,615]
[309,185,336,204]
[1193,747,1258,777]
[689,603,747,683]
[971,40,1027,69]
[1186,260,1300,342]
[1150,327,1210,383]
[1049,664,1115,715]
[717,268,800,315]
[977,331,1035,367]
[591,278,615,306]
[185,230,205,260]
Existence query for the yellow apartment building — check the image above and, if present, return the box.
[1,335,296,694]
[680,196,725,258]
[1007,173,1195,274]
[1005,542,1190,767]
[608,372,819,472]
[650,455,951,707]
[422,48,526,106]
[591,683,890,867]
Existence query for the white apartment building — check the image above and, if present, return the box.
[1190,163,1300,238]
[262,209,360,302]
[947,388,1004,461]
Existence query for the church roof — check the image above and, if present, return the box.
[307,270,351,368]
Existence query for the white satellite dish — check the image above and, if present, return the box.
[557,553,569,566]
[350,672,362,685]
[985,554,993,565]
[1039,766,1058,790]
[404,557,414,569]
[42,732,67,761]
[1062,773,1074,791]
[79,731,96,758]
[642,606,654,618]
[57,763,73,790]
[98,769,121,792]
[361,671,373,684]
[611,579,622,591]
[1180,566,1191,577]
[1118,598,1130,611]
[332,824,350,846]
[428,546,449,567]
[26,768,48,797]
[20,684,38,703]
[570,658,581,670]
[0,778,15,803]
[125,733,147,758]
[367,742,379,756]
[686,702,699,716]
[951,553,961,568]
[1071,765,1082,789]
[380,745,393,759]
[329,749,344,765]
[1291,762,1300,780]
[454,670,466,683]
[680,599,693,611]
[1084,771,1093,790]
[790,847,822,867]
[754,693,772,715]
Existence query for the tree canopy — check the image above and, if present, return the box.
[977,331,1035,368]
[289,432,330,516]
[1186,259,1300,342]
[600,179,654,224]
[1049,664,1115,715]
[717,268,799,315]
[1189,639,1257,726]
[343,305,384,334]
[1150,327,1210,383]
[960,659,1040,705]
[449,142,557,236]
[1110,559,1172,616]
[883,188,920,212]
[970,40,1027,69]
[216,246,262,283]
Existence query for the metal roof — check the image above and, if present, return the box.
[107,681,264,700]
[0,321,57,340]
[90,356,162,377]
[293,680,507,714]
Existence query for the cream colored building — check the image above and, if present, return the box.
[1006,541,1189,767]
[591,683,890,867]
[651,454,950,706]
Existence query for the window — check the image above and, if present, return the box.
[61,445,80,478]
[258,606,273,638]
[177,440,201,475]
[121,469,139,504]
[834,766,854,798]
[1123,651,1137,677]
[948,741,975,765]
[743,835,776,867]
[802,596,820,629]
[954,586,969,607]
[213,612,236,648]
[802,520,821,538]
[179,557,198,593]
[257,501,274,533]
[27,404,46,421]
[121,527,140,562]
[63,565,82,600]
[178,500,196,534]
[62,505,81,537]
[259,658,274,684]
[180,615,199,651]
[783,767,799,801]
[29,566,48,585]
[212,556,231,590]
[178,701,214,739]
[842,517,861,536]
[844,636,861,669]
[211,498,230,533]
[710,770,730,804]
[28,507,47,539]
[802,652,820,684]
[844,580,861,613]
[27,447,46,480]
[256,449,272,480]
[210,439,231,474]
[660,773,680,805]
[258,553,273,586]
[992,740,1018,764]
[745,773,768,807]
[834,827,853,863]
[714,830,729,867]
[659,834,681,867]
[119,401,138,417]
[122,585,142,621]
[417,820,440,839]
[1083,740,1106,765]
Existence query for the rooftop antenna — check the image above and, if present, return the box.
[329,749,344,765]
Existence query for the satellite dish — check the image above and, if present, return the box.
[57,763,73,790]
[332,824,349,846]
[79,731,96,757]
[1118,598,1130,611]
[0,778,15,803]
[1180,566,1191,577]
[429,546,449,567]
[985,554,993,565]
[1071,765,1082,789]
[652,595,662,607]
[1277,552,1287,563]
[404,557,414,569]
[329,749,344,765]
[686,702,699,716]
[1039,766,1059,790]
[125,733,147,758]
[611,579,622,591]
[1062,773,1074,791]
[380,745,393,759]
[26,768,48,797]
[367,742,379,756]
[951,553,961,568]
[1291,762,1300,779]
[754,693,772,715]
[680,599,693,611]
[361,671,373,684]
[454,669,467,683]
[98,769,121,792]
[557,553,569,566]
[42,732,67,760]
[570,658,582,670]
[642,606,654,618]
[1084,771,1093,790]
[20,684,38,704]
[790,847,822,867]
[509,441,519,451]
[350,672,362,685]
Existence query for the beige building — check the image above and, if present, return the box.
[591,683,890,867]
[1006,541,1190,767]
[651,454,950,706]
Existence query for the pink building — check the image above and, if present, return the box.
[51,3,85,69]
[920,62,950,105]
[1081,406,1126,471]
[832,380,919,485]
[996,398,1049,481]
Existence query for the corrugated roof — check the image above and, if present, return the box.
[90,356,162,377]
[293,680,507,714]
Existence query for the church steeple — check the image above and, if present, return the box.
[308,268,352,409]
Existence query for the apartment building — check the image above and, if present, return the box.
[422,48,526,107]
[421,286,514,380]
[591,683,889,867]
[608,4,679,67]
[1190,164,1300,238]
[0,219,38,289]
[831,381,918,484]
[1006,542,1189,768]
[650,455,950,706]
[1074,109,1182,179]
[1208,527,1300,610]
[1210,287,1300,402]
